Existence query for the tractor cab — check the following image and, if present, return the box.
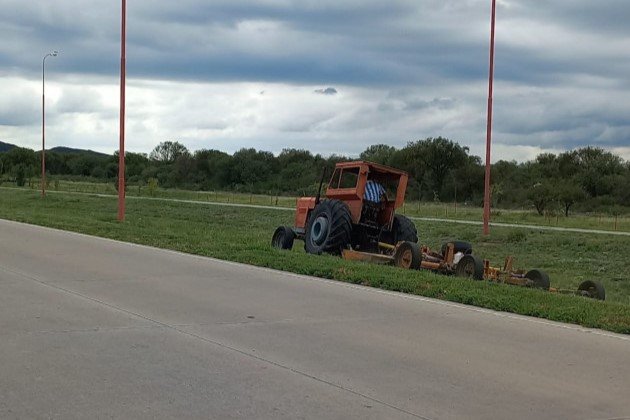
[325,161,408,231]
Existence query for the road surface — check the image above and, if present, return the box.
[0,219,628,419]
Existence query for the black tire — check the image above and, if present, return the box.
[393,241,422,270]
[525,269,550,291]
[578,280,606,301]
[441,241,473,256]
[271,226,295,250]
[392,214,418,243]
[304,199,352,255]
[455,254,484,280]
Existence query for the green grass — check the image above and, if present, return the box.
[1,188,629,334]
[13,179,630,233]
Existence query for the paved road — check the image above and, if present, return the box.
[0,219,628,419]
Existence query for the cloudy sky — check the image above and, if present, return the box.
[1,0,629,161]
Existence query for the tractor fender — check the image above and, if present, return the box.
[295,197,317,229]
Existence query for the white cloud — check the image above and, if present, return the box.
[1,0,629,162]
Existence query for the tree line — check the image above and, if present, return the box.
[1,138,629,215]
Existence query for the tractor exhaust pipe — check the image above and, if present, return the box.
[315,167,327,205]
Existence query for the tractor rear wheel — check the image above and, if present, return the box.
[392,214,418,243]
[455,254,484,280]
[304,199,352,255]
[525,269,550,290]
[272,226,295,250]
[578,280,606,300]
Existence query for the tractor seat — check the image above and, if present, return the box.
[361,200,382,226]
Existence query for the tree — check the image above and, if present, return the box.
[125,152,149,177]
[15,164,27,186]
[67,154,103,176]
[557,183,585,217]
[359,144,396,165]
[527,183,557,216]
[573,147,624,197]
[533,153,559,178]
[149,141,189,163]
[229,148,276,190]
[2,147,37,177]
[194,149,232,188]
[401,137,469,198]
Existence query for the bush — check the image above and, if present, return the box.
[15,165,26,187]
[147,178,158,196]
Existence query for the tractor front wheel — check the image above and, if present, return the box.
[304,199,352,255]
[272,226,295,250]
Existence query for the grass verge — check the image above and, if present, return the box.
[1,188,629,334]
[9,179,630,233]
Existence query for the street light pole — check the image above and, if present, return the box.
[42,50,59,197]
[483,0,497,235]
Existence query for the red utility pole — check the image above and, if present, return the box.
[42,57,47,197]
[42,51,58,196]
[483,0,497,235]
[118,0,127,221]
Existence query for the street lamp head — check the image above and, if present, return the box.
[51,50,59,57]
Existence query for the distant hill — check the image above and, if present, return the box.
[49,146,109,157]
[0,142,109,157]
[0,141,17,152]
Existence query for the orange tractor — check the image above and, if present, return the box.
[272,161,418,256]
[271,160,607,301]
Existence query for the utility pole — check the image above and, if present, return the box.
[483,0,497,235]
[118,0,127,221]
[42,50,59,197]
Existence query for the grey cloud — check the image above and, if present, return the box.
[314,87,338,95]
[56,88,108,115]
[0,0,629,158]
[403,97,457,111]
[0,87,39,126]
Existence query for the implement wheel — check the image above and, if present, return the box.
[578,280,606,301]
[441,241,473,256]
[272,226,295,250]
[394,241,422,269]
[455,254,484,280]
[525,269,550,291]
[304,199,352,255]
